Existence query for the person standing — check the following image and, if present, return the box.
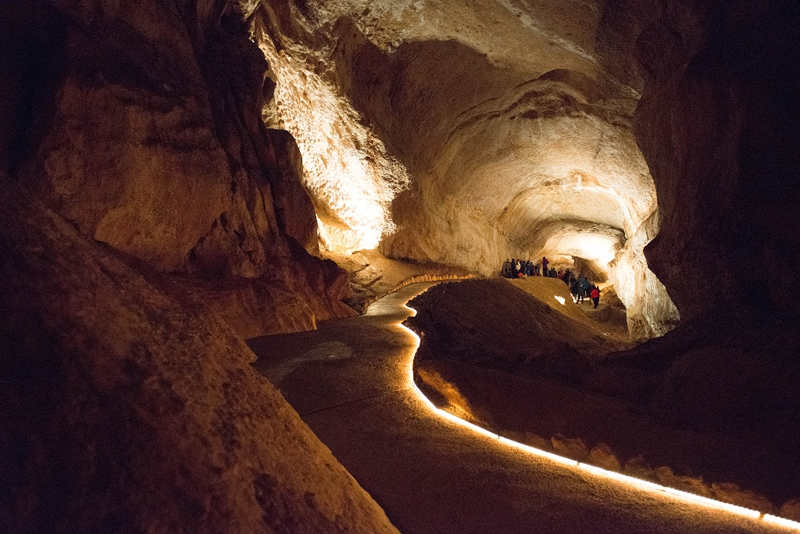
[541,256,549,275]
[581,276,591,303]
[591,285,600,308]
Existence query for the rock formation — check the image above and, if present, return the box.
[3,0,355,340]
[0,182,397,533]
[635,0,800,321]
[3,0,800,530]
[0,0,387,531]
[249,0,680,338]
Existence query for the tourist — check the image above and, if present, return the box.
[591,285,600,308]
[580,276,591,303]
[541,256,549,274]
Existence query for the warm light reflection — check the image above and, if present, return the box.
[394,290,800,532]
[554,296,566,305]
[255,28,409,253]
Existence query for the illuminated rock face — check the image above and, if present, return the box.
[251,0,679,338]
[4,0,354,337]
[0,1,388,531]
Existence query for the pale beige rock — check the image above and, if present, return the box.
[250,0,676,338]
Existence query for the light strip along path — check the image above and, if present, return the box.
[249,282,794,534]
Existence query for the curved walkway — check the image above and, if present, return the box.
[249,282,796,534]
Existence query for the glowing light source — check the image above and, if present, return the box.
[554,295,566,305]
[391,286,800,532]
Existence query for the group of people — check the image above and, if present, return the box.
[500,256,602,308]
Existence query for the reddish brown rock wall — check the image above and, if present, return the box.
[1,0,353,338]
[0,183,396,533]
[635,1,800,320]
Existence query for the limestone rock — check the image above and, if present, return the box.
[780,499,800,522]
[624,455,655,481]
[634,1,800,320]
[0,183,398,533]
[2,0,354,334]
[588,442,622,472]
[551,434,590,462]
[712,482,775,514]
[415,362,481,422]
[503,431,552,453]
[267,128,320,256]
[250,0,676,338]
[653,466,712,498]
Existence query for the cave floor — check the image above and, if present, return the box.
[249,283,792,534]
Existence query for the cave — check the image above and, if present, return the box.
[1,0,799,532]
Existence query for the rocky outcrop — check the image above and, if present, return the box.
[609,211,679,340]
[0,182,397,533]
[2,0,353,339]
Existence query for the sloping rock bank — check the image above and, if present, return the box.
[0,183,398,533]
[406,279,800,519]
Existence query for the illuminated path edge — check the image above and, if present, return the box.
[392,285,800,532]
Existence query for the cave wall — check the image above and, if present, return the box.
[249,0,679,338]
[2,0,354,339]
[0,1,397,531]
[609,210,680,340]
[0,182,396,533]
[635,0,800,321]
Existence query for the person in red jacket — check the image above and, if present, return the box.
[590,286,600,308]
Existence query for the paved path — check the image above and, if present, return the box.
[249,283,795,534]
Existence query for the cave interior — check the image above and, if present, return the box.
[1,0,799,532]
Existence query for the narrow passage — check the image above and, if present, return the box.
[249,283,794,534]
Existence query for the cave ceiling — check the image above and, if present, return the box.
[241,0,681,339]
[248,0,659,277]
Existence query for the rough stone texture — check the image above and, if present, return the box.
[266,129,320,256]
[634,0,800,321]
[408,278,800,509]
[0,183,398,533]
[588,442,622,472]
[609,211,679,340]
[712,482,776,515]
[781,499,800,522]
[2,0,353,338]
[250,0,677,337]
[551,434,590,462]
